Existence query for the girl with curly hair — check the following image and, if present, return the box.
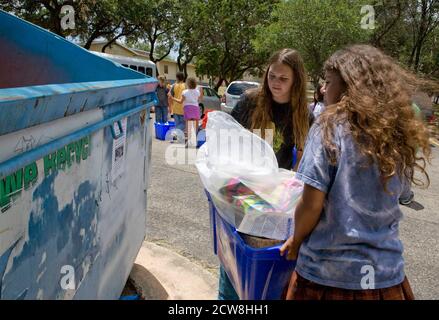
[280,44,435,300]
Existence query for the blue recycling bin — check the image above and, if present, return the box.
[0,10,157,299]
[154,121,175,140]
[205,192,296,300]
[197,129,206,148]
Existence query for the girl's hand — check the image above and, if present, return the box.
[280,236,299,261]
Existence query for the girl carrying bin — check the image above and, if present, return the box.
[280,44,436,300]
[218,48,311,300]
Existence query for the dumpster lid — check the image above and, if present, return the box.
[0,9,153,89]
[0,79,157,137]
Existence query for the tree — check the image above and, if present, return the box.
[370,0,407,49]
[74,0,124,50]
[406,0,439,71]
[368,0,439,78]
[255,0,370,86]
[125,0,179,75]
[0,0,133,49]
[195,0,278,91]
[419,24,439,77]
[172,0,207,80]
[0,0,71,36]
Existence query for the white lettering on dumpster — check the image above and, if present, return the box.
[60,265,76,290]
[60,5,75,30]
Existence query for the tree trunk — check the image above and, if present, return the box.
[102,39,116,53]
[214,78,224,91]
[155,62,160,77]
[84,36,98,50]
[177,45,183,72]
[183,62,189,81]
[40,0,64,37]
[102,24,136,53]
[414,42,423,71]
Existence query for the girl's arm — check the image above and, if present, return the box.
[280,184,325,260]
[173,95,184,104]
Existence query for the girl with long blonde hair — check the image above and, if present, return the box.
[219,48,310,300]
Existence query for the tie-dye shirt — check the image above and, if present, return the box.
[295,123,406,290]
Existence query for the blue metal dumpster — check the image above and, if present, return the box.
[0,10,157,299]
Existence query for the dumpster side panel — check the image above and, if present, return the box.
[0,104,150,299]
[0,9,156,298]
[0,108,103,164]
[0,132,104,299]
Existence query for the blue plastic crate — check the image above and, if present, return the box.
[197,129,206,148]
[206,192,296,300]
[154,121,175,140]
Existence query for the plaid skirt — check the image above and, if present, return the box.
[285,271,415,300]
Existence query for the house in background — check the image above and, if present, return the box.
[88,40,202,84]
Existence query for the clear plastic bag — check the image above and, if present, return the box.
[196,111,303,240]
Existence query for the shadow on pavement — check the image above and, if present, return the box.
[405,201,424,211]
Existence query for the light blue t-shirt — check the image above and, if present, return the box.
[295,123,406,290]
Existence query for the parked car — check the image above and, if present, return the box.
[220,81,260,113]
[198,85,221,116]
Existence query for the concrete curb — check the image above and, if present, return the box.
[130,241,218,300]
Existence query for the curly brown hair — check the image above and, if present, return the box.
[250,48,309,150]
[320,44,436,190]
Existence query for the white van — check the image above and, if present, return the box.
[91,52,157,78]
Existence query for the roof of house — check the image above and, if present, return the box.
[91,40,195,66]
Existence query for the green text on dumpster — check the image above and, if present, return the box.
[0,136,91,212]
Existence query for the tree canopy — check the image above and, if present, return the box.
[1,0,438,87]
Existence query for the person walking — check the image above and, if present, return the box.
[169,72,186,139]
[155,76,169,123]
[172,77,204,147]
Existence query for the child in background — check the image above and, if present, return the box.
[173,77,203,147]
[169,72,186,136]
[280,44,434,300]
[154,76,169,123]
[308,83,325,120]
